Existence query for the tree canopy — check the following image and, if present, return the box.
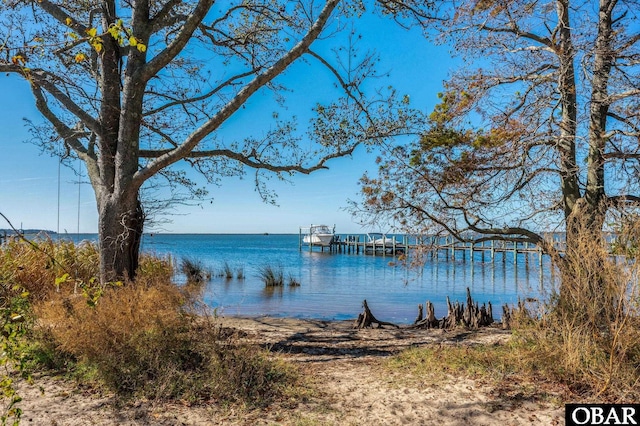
[359,0,640,261]
[0,0,410,281]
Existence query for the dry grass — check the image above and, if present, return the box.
[1,239,300,407]
[0,238,99,301]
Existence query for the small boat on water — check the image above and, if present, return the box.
[302,225,335,247]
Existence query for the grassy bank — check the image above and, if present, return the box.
[0,238,303,425]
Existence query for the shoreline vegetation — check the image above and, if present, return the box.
[1,237,639,425]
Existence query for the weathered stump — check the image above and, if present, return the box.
[413,288,495,330]
[414,304,424,324]
[411,300,440,329]
[353,299,399,329]
[502,304,512,330]
[425,301,438,328]
[501,298,530,329]
[441,296,463,329]
[460,288,494,328]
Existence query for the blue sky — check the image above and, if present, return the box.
[0,9,453,235]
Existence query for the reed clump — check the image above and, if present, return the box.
[288,274,301,287]
[1,239,299,407]
[222,261,234,279]
[236,265,245,280]
[258,265,285,287]
[180,257,211,284]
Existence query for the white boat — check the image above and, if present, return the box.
[303,225,335,247]
[367,232,402,247]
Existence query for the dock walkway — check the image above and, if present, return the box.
[299,232,573,267]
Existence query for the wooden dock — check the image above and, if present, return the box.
[299,232,566,267]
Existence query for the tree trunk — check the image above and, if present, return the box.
[559,199,614,326]
[97,192,144,283]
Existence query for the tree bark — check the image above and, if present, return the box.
[98,192,144,283]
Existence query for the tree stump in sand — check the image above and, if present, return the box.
[411,288,494,330]
[502,304,512,330]
[411,301,440,329]
[353,299,399,329]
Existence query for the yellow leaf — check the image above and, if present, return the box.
[93,42,103,53]
[11,55,25,65]
[65,17,72,26]
[75,52,86,63]
[136,43,146,53]
[108,26,124,45]
[87,27,97,37]
[69,32,78,40]
[128,36,137,47]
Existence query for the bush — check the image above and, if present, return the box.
[1,239,298,407]
[0,282,31,426]
[0,238,99,301]
[8,243,296,404]
[534,226,640,401]
[512,228,640,401]
[35,279,296,403]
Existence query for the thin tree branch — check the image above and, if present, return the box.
[132,0,340,189]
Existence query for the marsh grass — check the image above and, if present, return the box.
[288,274,301,287]
[213,262,244,280]
[180,257,211,284]
[236,265,245,280]
[258,265,285,287]
[221,262,234,280]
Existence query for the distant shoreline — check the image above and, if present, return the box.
[0,229,56,235]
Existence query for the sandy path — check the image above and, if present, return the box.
[14,316,564,425]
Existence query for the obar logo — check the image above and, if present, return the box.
[566,404,640,426]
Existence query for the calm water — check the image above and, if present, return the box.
[130,233,552,324]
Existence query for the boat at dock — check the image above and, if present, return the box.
[302,225,335,247]
[365,232,404,254]
[366,232,402,247]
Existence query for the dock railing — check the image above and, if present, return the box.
[298,232,579,266]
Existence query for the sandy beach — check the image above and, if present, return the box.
[15,316,565,425]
